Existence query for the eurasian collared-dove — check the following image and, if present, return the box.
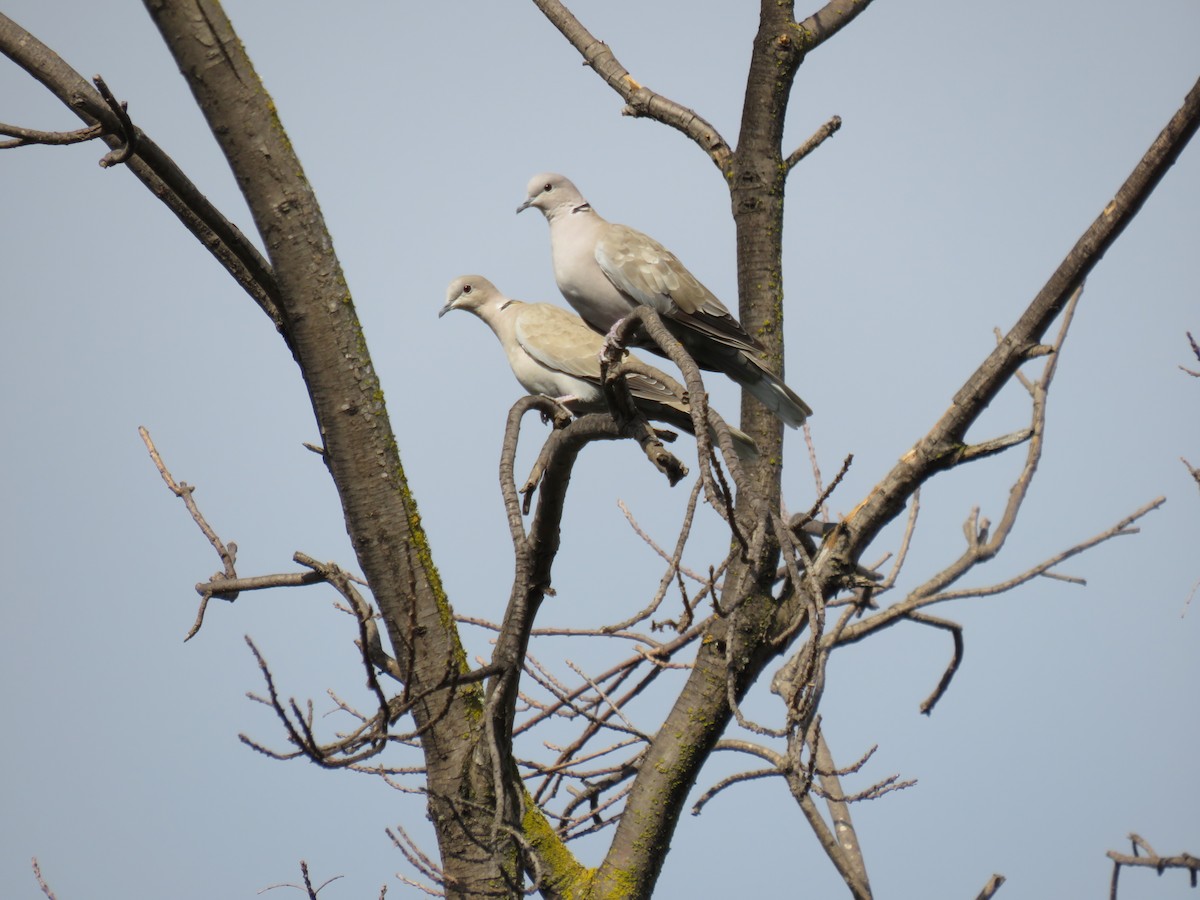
[439,275,757,458]
[517,173,812,428]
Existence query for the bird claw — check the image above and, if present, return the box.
[599,316,632,367]
[537,395,575,427]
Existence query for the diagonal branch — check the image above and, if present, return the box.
[799,723,873,899]
[976,874,1007,900]
[528,0,732,170]
[795,0,882,52]
[0,14,282,332]
[838,74,1200,562]
[872,283,1087,607]
[31,858,57,900]
[1181,330,1200,376]
[784,114,842,172]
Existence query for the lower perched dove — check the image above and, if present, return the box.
[439,275,758,459]
[517,173,812,428]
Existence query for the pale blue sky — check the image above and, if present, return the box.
[2,2,1197,897]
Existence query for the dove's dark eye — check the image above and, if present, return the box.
[462,284,472,294]
[543,183,553,193]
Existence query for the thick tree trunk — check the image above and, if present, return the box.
[140,2,516,894]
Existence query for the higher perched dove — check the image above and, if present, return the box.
[439,275,757,459]
[517,173,812,428]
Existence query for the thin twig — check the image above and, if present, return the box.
[617,491,710,584]
[0,120,102,148]
[907,612,964,715]
[879,489,919,591]
[836,496,1166,645]
[691,767,783,814]
[386,825,446,896]
[31,858,57,900]
[257,861,344,897]
[784,115,842,171]
[1180,330,1200,376]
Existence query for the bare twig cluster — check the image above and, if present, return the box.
[452,51,1193,889]
[140,428,501,790]
[821,287,1163,707]
[458,552,708,843]
[386,826,447,897]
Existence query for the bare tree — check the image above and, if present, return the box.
[3,2,1197,898]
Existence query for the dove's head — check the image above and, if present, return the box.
[516,173,586,219]
[439,275,510,320]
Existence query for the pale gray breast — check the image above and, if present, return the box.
[549,213,637,332]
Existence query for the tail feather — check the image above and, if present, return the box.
[670,329,811,429]
[714,348,810,428]
[741,368,811,428]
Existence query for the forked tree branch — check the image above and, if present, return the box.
[259,860,345,898]
[485,391,708,856]
[0,14,282,331]
[837,75,1200,562]
[605,307,751,523]
[1107,834,1199,899]
[836,497,1165,651]
[798,724,873,899]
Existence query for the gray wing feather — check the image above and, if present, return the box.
[515,303,684,405]
[515,304,603,381]
[595,224,764,354]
